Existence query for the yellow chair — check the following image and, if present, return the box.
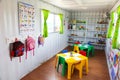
[72,59,88,79]
[73,45,79,53]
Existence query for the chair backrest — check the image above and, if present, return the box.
[58,56,66,64]
[74,60,86,79]
[73,45,79,53]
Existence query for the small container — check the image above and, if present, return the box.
[70,52,73,57]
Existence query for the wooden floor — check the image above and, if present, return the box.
[21,46,110,80]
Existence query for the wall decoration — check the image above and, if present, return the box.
[113,54,118,67]
[109,53,118,80]
[18,2,35,35]
[116,52,120,80]
[111,67,116,80]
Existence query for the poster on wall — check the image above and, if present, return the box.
[117,52,120,80]
[109,51,118,80]
[18,2,35,35]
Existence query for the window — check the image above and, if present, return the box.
[41,11,61,33]
[47,13,54,33]
[55,14,60,32]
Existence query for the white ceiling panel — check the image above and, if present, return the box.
[41,0,119,11]
[82,0,113,3]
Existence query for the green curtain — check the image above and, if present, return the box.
[42,9,49,38]
[112,6,120,49]
[107,11,114,38]
[59,14,64,34]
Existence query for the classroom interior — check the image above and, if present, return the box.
[0,0,120,80]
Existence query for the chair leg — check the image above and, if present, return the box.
[71,64,74,74]
[56,59,60,72]
[62,64,66,76]
[56,65,59,72]
[87,50,89,57]
[79,70,82,79]
[79,63,83,79]
[92,47,94,56]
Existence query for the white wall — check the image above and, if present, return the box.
[0,0,70,80]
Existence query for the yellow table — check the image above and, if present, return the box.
[55,52,88,79]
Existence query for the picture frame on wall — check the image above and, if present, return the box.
[18,2,35,35]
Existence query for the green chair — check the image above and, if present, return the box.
[79,44,94,57]
[86,45,94,57]
[90,45,94,56]
[56,56,68,76]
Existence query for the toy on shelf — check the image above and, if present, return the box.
[98,38,106,44]
[97,21,108,24]
[70,34,77,36]
[95,27,100,31]
[79,26,85,30]
[76,20,86,23]
[68,38,73,41]
[74,41,80,44]
[72,20,76,24]
[101,27,107,31]
[97,19,108,24]
[68,24,72,29]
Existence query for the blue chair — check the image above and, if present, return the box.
[87,41,92,45]
[62,50,68,53]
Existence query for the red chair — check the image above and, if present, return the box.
[79,50,86,56]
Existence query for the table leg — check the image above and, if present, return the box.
[79,62,82,78]
[67,63,72,79]
[85,58,88,74]
[55,56,58,68]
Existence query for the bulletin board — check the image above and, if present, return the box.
[18,2,35,35]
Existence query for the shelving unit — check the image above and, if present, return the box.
[68,19,87,46]
[68,11,108,49]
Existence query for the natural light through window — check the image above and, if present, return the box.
[55,14,60,32]
[41,11,60,33]
[47,13,54,33]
